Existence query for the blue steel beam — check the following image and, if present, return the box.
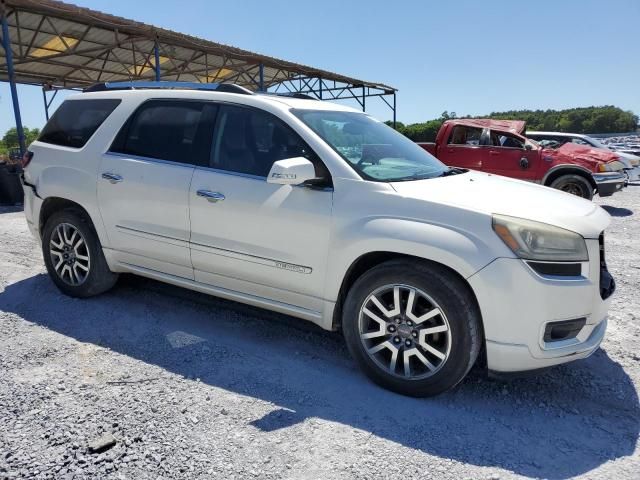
[1,8,26,154]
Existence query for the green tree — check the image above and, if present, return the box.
[2,127,41,150]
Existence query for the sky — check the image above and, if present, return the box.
[1,0,639,134]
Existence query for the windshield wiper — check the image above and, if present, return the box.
[438,167,468,177]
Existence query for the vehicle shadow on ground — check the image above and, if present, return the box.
[601,205,634,217]
[1,273,638,480]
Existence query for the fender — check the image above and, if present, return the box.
[324,215,511,303]
[541,164,594,186]
[37,165,110,247]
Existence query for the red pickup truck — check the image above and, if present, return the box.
[417,119,626,199]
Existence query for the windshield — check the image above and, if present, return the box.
[292,109,448,181]
[583,135,608,149]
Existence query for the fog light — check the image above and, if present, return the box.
[543,318,586,343]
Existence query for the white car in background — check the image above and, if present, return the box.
[527,131,640,182]
[21,82,616,397]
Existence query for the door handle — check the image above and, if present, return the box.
[197,190,225,203]
[488,150,500,156]
[101,172,123,183]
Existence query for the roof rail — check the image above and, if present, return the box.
[84,81,253,95]
[271,92,318,100]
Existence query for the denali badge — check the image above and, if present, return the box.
[275,261,312,274]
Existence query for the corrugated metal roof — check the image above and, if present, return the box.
[0,0,396,93]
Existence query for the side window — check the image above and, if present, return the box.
[211,105,324,178]
[490,131,525,149]
[448,126,482,146]
[39,99,121,148]
[110,100,217,167]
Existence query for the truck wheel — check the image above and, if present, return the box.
[342,260,481,397]
[42,209,119,298]
[549,174,594,200]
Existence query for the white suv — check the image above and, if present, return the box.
[21,83,615,396]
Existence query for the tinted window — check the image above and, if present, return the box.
[39,99,121,148]
[111,100,217,166]
[211,105,319,178]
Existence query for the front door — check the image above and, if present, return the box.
[189,104,333,312]
[97,99,217,278]
[481,130,540,181]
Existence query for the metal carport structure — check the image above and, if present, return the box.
[0,0,397,154]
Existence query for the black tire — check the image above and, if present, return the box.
[549,174,594,200]
[342,260,482,397]
[42,208,118,297]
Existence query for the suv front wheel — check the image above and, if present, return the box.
[42,209,119,297]
[342,260,481,397]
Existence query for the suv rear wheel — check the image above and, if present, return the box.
[342,260,481,397]
[42,209,118,297]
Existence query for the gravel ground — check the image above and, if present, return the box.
[0,187,639,480]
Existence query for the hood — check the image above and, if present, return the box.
[549,142,621,165]
[444,118,526,134]
[391,171,610,239]
[615,150,640,166]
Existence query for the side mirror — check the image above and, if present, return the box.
[267,157,316,185]
[524,143,533,151]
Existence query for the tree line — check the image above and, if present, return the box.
[0,127,40,158]
[386,106,639,142]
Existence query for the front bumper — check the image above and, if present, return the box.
[592,172,626,197]
[468,238,612,373]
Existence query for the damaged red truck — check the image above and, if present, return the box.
[417,119,626,199]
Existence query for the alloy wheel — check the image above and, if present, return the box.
[358,284,451,380]
[49,223,91,286]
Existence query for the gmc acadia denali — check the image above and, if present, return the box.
[21,82,615,397]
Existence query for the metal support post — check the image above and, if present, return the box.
[362,86,366,112]
[393,92,397,128]
[42,88,49,120]
[1,8,26,154]
[258,63,264,92]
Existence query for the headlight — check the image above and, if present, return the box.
[492,215,588,262]
[597,160,625,172]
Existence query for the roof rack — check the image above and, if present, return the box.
[269,92,318,100]
[83,81,253,95]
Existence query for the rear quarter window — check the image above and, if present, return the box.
[38,99,121,148]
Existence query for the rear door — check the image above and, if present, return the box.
[437,125,485,170]
[189,103,333,313]
[97,99,217,278]
[481,130,540,181]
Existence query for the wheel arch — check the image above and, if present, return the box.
[39,197,99,240]
[332,251,484,336]
[542,165,596,190]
